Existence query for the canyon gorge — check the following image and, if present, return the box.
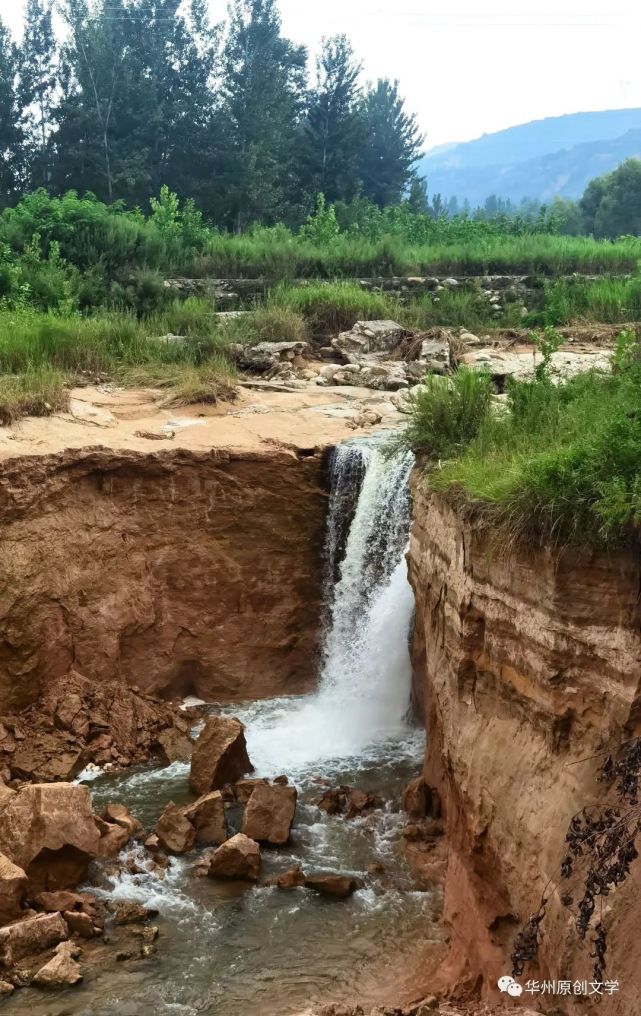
[0,365,639,1015]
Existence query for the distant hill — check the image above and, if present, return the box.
[420,109,641,206]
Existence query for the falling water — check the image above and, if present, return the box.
[239,436,416,775]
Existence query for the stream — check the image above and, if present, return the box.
[8,436,438,1016]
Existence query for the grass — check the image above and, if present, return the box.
[0,366,69,424]
[0,298,240,422]
[403,333,641,546]
[189,232,641,279]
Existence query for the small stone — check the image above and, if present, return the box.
[276,865,306,889]
[304,873,360,898]
[0,981,14,997]
[102,803,143,838]
[113,901,157,926]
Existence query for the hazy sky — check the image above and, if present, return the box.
[4,0,641,149]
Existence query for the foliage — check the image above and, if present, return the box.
[419,333,641,545]
[359,78,424,208]
[580,159,641,238]
[401,369,494,459]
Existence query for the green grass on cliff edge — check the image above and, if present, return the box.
[404,330,641,547]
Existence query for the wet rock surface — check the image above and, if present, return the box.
[241,782,297,845]
[189,715,254,796]
[317,785,383,819]
[207,833,261,881]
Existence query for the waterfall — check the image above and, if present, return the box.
[238,436,416,776]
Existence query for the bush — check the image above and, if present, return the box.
[424,335,641,545]
[402,368,494,458]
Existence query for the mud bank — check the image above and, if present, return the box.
[408,480,641,1013]
[0,446,328,712]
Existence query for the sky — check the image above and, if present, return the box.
[4,0,641,150]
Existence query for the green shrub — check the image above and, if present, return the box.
[402,368,494,458]
[425,338,641,545]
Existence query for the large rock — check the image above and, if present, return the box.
[207,833,260,881]
[33,940,82,987]
[0,671,194,781]
[333,321,407,364]
[0,784,100,892]
[0,854,27,924]
[241,783,297,846]
[417,337,451,374]
[154,802,196,855]
[182,791,228,846]
[102,803,143,839]
[189,716,253,796]
[304,873,359,898]
[0,911,67,965]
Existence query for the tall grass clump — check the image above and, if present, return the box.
[267,281,397,334]
[402,369,494,458]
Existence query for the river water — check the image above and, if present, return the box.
[8,437,438,1016]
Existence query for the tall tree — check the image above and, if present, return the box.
[297,35,364,206]
[20,0,58,189]
[55,0,218,206]
[217,0,306,230]
[0,17,23,207]
[359,79,423,207]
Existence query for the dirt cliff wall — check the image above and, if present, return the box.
[0,446,327,712]
[408,479,641,1014]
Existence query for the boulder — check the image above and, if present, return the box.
[33,890,85,913]
[333,321,407,363]
[95,820,130,858]
[182,791,228,846]
[242,784,297,846]
[155,728,193,763]
[0,981,13,997]
[0,784,100,892]
[63,910,96,938]
[418,337,451,374]
[102,803,143,839]
[275,865,306,889]
[317,785,382,820]
[0,854,27,924]
[235,778,269,804]
[189,716,253,796]
[113,901,156,926]
[33,940,82,987]
[0,911,67,965]
[304,873,359,899]
[207,834,260,881]
[154,802,196,855]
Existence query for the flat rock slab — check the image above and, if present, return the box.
[0,911,67,965]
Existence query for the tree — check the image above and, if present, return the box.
[20,0,58,189]
[297,35,364,206]
[580,159,641,238]
[55,0,218,206]
[359,78,423,207]
[407,176,429,213]
[0,17,23,207]
[217,0,306,230]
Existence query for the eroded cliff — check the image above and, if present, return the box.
[408,479,641,1014]
[0,446,327,712]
